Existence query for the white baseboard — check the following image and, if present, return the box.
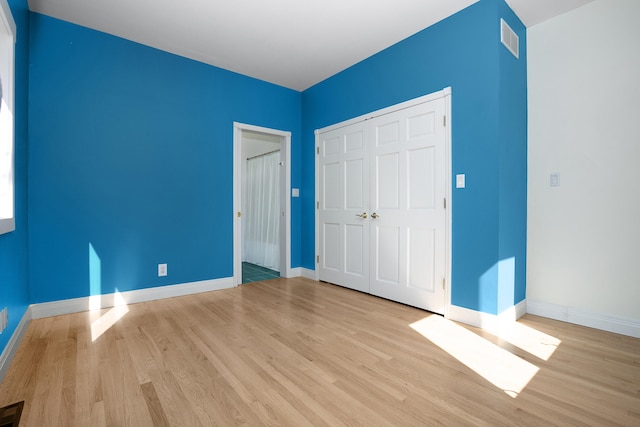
[0,307,32,384]
[447,300,527,333]
[285,267,302,278]
[301,268,316,280]
[527,300,640,339]
[30,277,234,319]
[284,267,316,280]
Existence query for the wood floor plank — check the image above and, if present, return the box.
[140,382,170,427]
[1,277,639,426]
[73,325,92,426]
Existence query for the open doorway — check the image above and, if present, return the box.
[233,123,291,286]
[242,132,280,283]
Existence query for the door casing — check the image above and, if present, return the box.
[233,122,292,286]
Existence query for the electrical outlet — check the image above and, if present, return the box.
[158,263,168,277]
[0,307,7,334]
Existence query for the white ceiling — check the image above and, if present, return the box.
[27,0,594,91]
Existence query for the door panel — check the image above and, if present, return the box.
[345,224,365,276]
[408,227,436,291]
[345,159,364,210]
[408,147,435,209]
[377,153,400,209]
[408,111,435,138]
[318,123,370,293]
[323,162,340,209]
[374,225,400,285]
[377,121,399,145]
[346,131,364,152]
[322,222,340,272]
[323,135,341,156]
[369,98,446,313]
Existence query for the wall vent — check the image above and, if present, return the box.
[501,18,519,58]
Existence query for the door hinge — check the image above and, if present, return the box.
[317,201,319,209]
[444,198,447,209]
[443,115,447,127]
[237,211,242,218]
[316,147,320,155]
[442,278,445,289]
[317,255,320,263]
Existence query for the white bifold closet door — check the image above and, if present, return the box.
[318,95,447,314]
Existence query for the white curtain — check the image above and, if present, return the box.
[243,151,280,271]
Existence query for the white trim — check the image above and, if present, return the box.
[447,300,527,332]
[276,267,316,280]
[233,124,242,286]
[282,130,292,278]
[301,268,316,280]
[30,277,234,319]
[233,122,292,285]
[515,299,528,319]
[313,130,320,282]
[314,88,452,311]
[0,307,31,383]
[527,300,640,339]
[316,88,452,135]
[443,90,452,319]
[286,267,302,278]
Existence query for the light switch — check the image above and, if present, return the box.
[550,173,560,187]
[456,174,466,189]
[292,188,300,197]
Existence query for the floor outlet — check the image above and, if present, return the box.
[158,263,168,277]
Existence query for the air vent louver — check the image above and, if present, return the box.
[501,18,519,58]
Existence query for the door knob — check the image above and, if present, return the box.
[355,212,368,219]
[371,212,379,219]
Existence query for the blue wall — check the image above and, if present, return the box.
[0,0,30,353]
[497,2,527,312]
[27,14,301,303]
[301,0,527,314]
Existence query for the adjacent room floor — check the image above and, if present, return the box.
[242,261,280,284]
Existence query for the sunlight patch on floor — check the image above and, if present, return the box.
[91,291,129,342]
[490,321,561,361]
[410,315,539,398]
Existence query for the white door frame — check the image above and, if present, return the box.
[314,88,452,317]
[233,122,292,286]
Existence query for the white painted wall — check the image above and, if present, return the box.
[527,0,640,332]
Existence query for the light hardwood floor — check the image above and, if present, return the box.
[1,277,639,426]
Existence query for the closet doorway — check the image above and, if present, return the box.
[233,123,291,286]
[315,89,451,314]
